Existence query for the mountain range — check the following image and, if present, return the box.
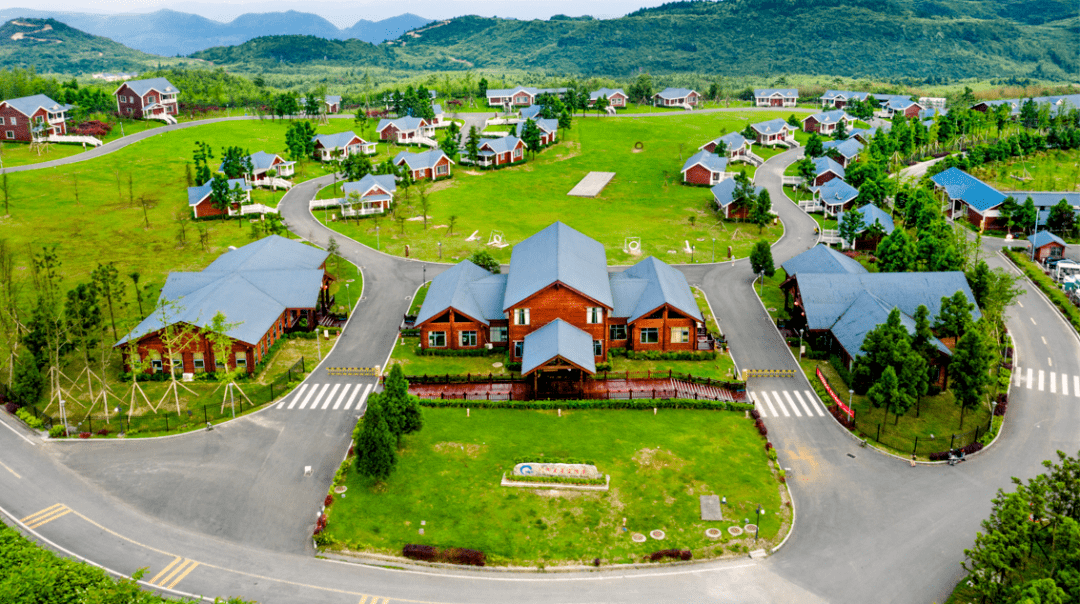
[0,8,431,56]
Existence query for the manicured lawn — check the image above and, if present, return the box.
[749,143,788,162]
[694,287,721,334]
[607,352,737,382]
[408,282,430,314]
[248,188,287,208]
[389,336,514,378]
[318,111,790,264]
[0,117,165,167]
[757,270,790,321]
[970,148,1080,193]
[324,407,788,565]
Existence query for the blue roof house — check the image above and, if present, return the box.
[1028,231,1066,263]
[754,88,798,107]
[930,167,1007,230]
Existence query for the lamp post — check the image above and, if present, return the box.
[848,389,854,411]
[799,328,806,360]
[712,238,715,263]
[755,505,763,541]
[423,264,427,283]
[438,241,442,260]
[1030,211,1039,263]
[376,226,380,250]
[345,282,351,312]
[691,244,695,263]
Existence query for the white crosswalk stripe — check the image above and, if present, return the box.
[750,389,830,420]
[758,391,779,417]
[281,384,308,409]
[319,384,341,410]
[333,384,351,410]
[273,382,377,411]
[1051,372,1057,394]
[782,391,802,417]
[1011,367,1080,397]
[771,391,791,417]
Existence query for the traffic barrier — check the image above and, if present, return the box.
[741,369,797,379]
[326,366,380,376]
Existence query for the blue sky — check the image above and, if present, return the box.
[0,0,678,24]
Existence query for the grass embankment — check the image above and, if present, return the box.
[323,407,788,565]
[971,148,1080,193]
[317,111,789,264]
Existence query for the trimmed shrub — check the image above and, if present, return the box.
[79,432,91,439]
[625,350,717,361]
[419,348,497,358]
[15,407,44,430]
[48,425,66,438]
[403,544,439,561]
[446,548,486,566]
[324,494,334,507]
[504,474,606,486]
[647,549,692,562]
[750,409,761,420]
[419,398,755,412]
[5,401,19,414]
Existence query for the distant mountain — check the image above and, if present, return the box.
[0,9,431,56]
[192,35,394,70]
[0,17,201,74]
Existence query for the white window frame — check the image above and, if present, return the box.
[428,331,447,348]
[460,331,477,347]
[235,353,248,369]
[593,340,603,357]
[193,353,205,373]
[586,307,603,324]
[514,308,530,326]
[9,117,14,125]
[5,131,12,140]
[491,326,507,343]
[436,164,448,175]
[0,117,5,125]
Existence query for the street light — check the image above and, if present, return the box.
[345,282,351,312]
[799,328,806,360]
[438,241,442,260]
[691,244,695,263]
[423,264,427,283]
[755,505,764,541]
[712,238,715,263]
[848,389,854,410]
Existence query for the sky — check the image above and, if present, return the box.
[0,0,680,24]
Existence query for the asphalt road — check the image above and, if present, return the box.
[1,112,1078,604]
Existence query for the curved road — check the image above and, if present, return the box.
[1,113,1077,604]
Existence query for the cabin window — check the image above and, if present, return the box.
[593,340,603,357]
[215,355,226,371]
[671,328,690,344]
[640,328,659,344]
[514,148,522,159]
[609,324,627,341]
[172,356,184,376]
[5,131,12,140]
[586,307,603,324]
[149,350,162,373]
[491,327,507,342]
[235,353,247,370]
[193,353,205,373]
[8,118,13,125]
[460,331,477,347]
[428,331,446,348]
[513,340,523,358]
[436,164,448,175]
[148,95,156,103]
[514,308,530,325]
[0,117,5,125]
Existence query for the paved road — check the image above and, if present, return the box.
[2,115,1078,604]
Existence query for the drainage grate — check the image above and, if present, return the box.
[847,453,856,459]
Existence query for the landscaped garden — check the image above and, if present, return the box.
[321,406,789,565]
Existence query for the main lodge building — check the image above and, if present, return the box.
[415,223,706,379]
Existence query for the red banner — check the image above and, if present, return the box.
[816,366,853,419]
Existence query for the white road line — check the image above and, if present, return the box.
[1050,372,1057,393]
[1075,375,1079,398]
[1027,368,1033,389]
[1038,370,1045,392]
[1062,373,1068,396]
[1017,301,1024,308]
[782,391,803,417]
[1030,317,1037,325]
[792,390,815,416]
[333,384,351,410]
[286,384,309,410]
[354,383,374,413]
[1049,357,1053,367]
[759,391,779,417]
[302,384,329,410]
[803,390,826,416]
[320,384,341,410]
[1015,367,1024,387]
[772,391,791,417]
[344,384,366,410]
[1042,336,1048,344]
[0,416,36,446]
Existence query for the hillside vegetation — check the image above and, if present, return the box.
[194,0,1078,81]
[0,18,202,75]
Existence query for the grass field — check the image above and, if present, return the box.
[969,148,1080,193]
[323,407,788,565]
[389,336,513,377]
[318,111,790,264]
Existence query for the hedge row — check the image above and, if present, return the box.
[402,544,486,566]
[503,474,606,486]
[512,456,595,465]
[418,347,499,358]
[419,398,755,411]
[625,350,718,361]
[647,549,692,562]
[1005,250,1080,333]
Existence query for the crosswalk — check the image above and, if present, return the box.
[274,382,374,411]
[750,389,828,419]
[1013,367,1080,396]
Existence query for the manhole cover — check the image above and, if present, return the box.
[334,486,347,494]
[728,526,744,537]
[631,533,646,543]
[650,530,665,540]
[705,528,722,539]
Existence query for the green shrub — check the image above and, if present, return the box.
[400,328,420,337]
[48,424,66,438]
[16,407,44,430]
[625,350,717,361]
[419,398,755,412]
[419,348,497,358]
[767,449,778,461]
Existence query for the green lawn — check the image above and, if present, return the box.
[970,148,1080,193]
[757,270,790,321]
[318,111,790,264]
[607,352,737,381]
[694,287,721,334]
[409,281,431,314]
[0,117,165,167]
[389,336,515,377]
[323,407,788,565]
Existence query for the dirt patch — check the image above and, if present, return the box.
[632,448,687,472]
[532,489,587,499]
[433,441,488,457]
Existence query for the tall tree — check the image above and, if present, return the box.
[520,119,543,156]
[867,365,904,426]
[90,262,124,342]
[209,173,232,219]
[935,290,975,340]
[805,133,824,158]
[380,364,423,447]
[285,121,317,162]
[750,240,775,280]
[192,141,213,184]
[465,125,481,165]
[353,393,397,480]
[749,189,772,233]
[219,146,252,180]
[875,229,917,272]
[440,121,461,159]
[949,321,993,429]
[837,208,865,248]
[1047,198,1076,236]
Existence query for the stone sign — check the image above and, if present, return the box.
[512,462,601,479]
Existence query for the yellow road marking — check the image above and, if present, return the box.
[0,460,20,478]
[359,597,369,604]
[21,503,64,523]
[148,556,182,586]
[164,560,200,589]
[156,558,195,588]
[27,508,71,529]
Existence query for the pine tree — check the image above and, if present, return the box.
[949,322,992,429]
[465,126,481,165]
[381,364,423,446]
[838,207,865,248]
[935,290,975,340]
[866,365,901,426]
[875,229,917,272]
[750,240,774,279]
[353,394,397,480]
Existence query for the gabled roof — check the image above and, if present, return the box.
[609,257,703,323]
[377,116,428,133]
[654,87,697,99]
[343,174,397,199]
[312,131,364,150]
[836,203,895,235]
[813,179,859,207]
[116,236,326,347]
[886,98,921,111]
[487,86,566,99]
[521,319,596,375]
[681,150,728,174]
[821,90,869,102]
[919,107,946,120]
[116,77,178,97]
[478,135,524,155]
[325,95,341,105]
[929,168,1006,213]
[515,118,558,137]
[822,138,863,160]
[503,222,613,311]
[702,131,747,152]
[781,245,867,277]
[519,105,543,120]
[0,94,71,117]
[1002,191,1080,209]
[754,88,798,98]
[414,260,507,327]
[1028,230,1066,249]
[246,151,293,172]
[751,118,791,136]
[872,93,911,104]
[803,110,851,126]
[711,179,764,209]
[590,88,626,100]
[813,156,846,179]
[394,149,453,171]
[828,290,950,360]
[187,178,250,206]
[847,123,891,142]
[432,104,443,115]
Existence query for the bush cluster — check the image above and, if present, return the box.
[418,348,497,358]
[71,119,112,137]
[313,512,328,535]
[928,441,984,461]
[755,419,768,436]
[419,398,755,412]
[399,328,420,337]
[504,474,606,486]
[402,544,486,566]
[15,407,44,430]
[625,350,717,361]
[647,549,692,562]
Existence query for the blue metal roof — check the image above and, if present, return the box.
[886,98,919,111]
[312,131,364,150]
[187,178,250,206]
[655,87,697,100]
[377,116,428,132]
[751,118,791,136]
[343,174,397,199]
[821,90,869,102]
[415,260,506,327]
[836,203,895,235]
[710,179,763,208]
[117,77,178,97]
[803,110,851,126]
[609,257,703,323]
[781,245,867,277]
[478,135,524,155]
[1028,230,1066,249]
[515,118,558,138]
[814,179,859,207]
[930,168,1006,213]
[116,236,326,347]
[394,149,452,171]
[754,88,798,97]
[813,156,845,179]
[521,319,596,375]
[822,138,863,159]
[590,88,625,100]
[503,222,613,311]
[519,105,542,120]
[682,150,728,175]
[1003,191,1080,209]
[247,151,291,172]
[1,94,71,117]
[828,290,951,360]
